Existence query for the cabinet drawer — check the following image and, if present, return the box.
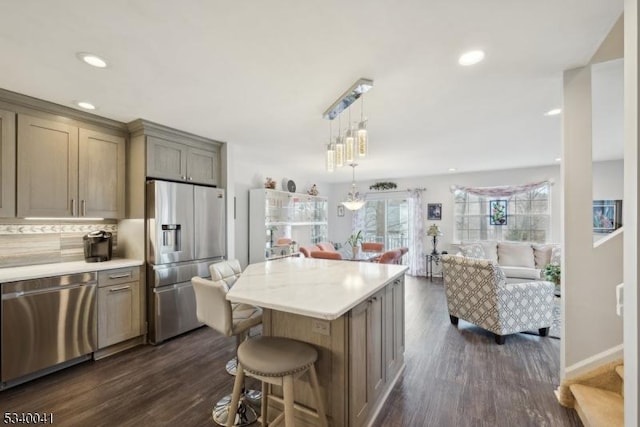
[98,267,140,287]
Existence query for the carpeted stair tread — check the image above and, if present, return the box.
[615,365,624,380]
[570,384,623,427]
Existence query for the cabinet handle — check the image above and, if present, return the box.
[109,272,132,279]
[71,199,77,216]
[181,175,187,180]
[81,199,86,216]
[188,176,193,181]
[109,285,131,292]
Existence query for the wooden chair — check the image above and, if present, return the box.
[316,242,336,252]
[362,242,384,253]
[309,250,342,260]
[377,249,402,264]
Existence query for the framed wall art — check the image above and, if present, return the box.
[489,200,508,225]
[593,200,622,233]
[337,204,345,217]
[427,203,442,220]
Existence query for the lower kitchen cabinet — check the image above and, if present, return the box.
[97,267,141,349]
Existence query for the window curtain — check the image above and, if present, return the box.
[450,180,553,197]
[407,189,425,276]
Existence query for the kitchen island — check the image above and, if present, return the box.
[227,257,408,427]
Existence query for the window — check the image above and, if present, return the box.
[363,199,409,250]
[454,183,551,243]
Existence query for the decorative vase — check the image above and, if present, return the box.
[352,245,360,260]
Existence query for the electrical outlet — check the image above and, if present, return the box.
[311,319,330,336]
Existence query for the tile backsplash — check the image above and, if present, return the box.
[0,224,118,268]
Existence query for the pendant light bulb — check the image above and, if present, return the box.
[357,96,368,157]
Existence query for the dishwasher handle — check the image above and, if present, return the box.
[2,282,96,300]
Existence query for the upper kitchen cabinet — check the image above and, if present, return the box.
[0,109,16,217]
[129,119,221,187]
[17,114,125,218]
[146,135,219,186]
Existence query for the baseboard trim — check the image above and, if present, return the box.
[565,344,624,378]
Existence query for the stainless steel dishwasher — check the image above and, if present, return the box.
[1,272,97,386]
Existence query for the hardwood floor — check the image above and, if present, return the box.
[2,276,581,426]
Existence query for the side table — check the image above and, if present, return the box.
[426,254,443,281]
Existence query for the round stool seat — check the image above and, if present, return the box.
[238,336,317,377]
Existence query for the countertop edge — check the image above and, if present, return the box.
[0,259,145,283]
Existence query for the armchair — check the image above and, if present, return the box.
[441,255,555,344]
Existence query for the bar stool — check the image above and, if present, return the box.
[226,336,328,427]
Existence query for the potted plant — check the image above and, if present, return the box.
[346,230,363,259]
[543,263,561,285]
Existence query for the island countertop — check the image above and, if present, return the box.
[226,257,408,320]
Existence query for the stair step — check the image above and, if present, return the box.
[570,384,623,427]
[615,365,624,380]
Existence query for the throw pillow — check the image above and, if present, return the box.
[463,240,498,262]
[532,244,559,269]
[497,242,535,268]
[460,243,486,259]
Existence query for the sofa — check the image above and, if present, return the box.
[457,240,560,283]
[441,254,555,344]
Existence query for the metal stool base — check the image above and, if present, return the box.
[212,394,257,427]
[225,357,238,376]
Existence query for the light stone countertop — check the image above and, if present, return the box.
[0,258,144,283]
[226,257,408,320]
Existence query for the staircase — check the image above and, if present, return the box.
[557,360,624,426]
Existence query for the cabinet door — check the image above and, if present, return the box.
[146,136,187,181]
[187,146,218,186]
[369,291,385,401]
[0,109,16,217]
[98,280,141,348]
[79,129,126,218]
[349,300,370,427]
[17,115,78,217]
[385,279,405,379]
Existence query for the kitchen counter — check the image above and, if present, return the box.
[0,258,144,283]
[226,257,407,320]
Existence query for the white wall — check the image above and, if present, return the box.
[623,0,638,423]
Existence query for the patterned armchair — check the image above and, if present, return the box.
[441,255,555,344]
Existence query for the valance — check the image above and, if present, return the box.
[449,180,553,197]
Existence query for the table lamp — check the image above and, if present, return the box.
[426,224,443,255]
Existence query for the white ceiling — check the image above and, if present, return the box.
[0,1,624,183]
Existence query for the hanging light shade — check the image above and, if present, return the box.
[335,136,345,168]
[342,163,366,210]
[357,95,368,157]
[345,128,355,163]
[326,142,335,172]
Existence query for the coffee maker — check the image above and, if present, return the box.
[83,230,113,262]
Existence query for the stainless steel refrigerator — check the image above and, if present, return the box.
[146,180,226,344]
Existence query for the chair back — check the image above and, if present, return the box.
[378,249,402,264]
[310,250,342,260]
[192,276,234,337]
[210,259,242,288]
[276,238,292,245]
[299,245,317,258]
[316,242,336,252]
[362,242,384,253]
[441,255,503,299]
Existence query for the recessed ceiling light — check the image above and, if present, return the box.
[458,50,485,66]
[448,168,457,172]
[554,157,562,162]
[76,52,108,68]
[545,108,562,116]
[76,101,96,110]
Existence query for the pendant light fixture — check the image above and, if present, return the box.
[357,95,368,157]
[342,163,366,211]
[335,114,345,168]
[326,120,335,172]
[345,105,355,163]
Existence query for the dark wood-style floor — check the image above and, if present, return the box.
[2,276,581,427]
